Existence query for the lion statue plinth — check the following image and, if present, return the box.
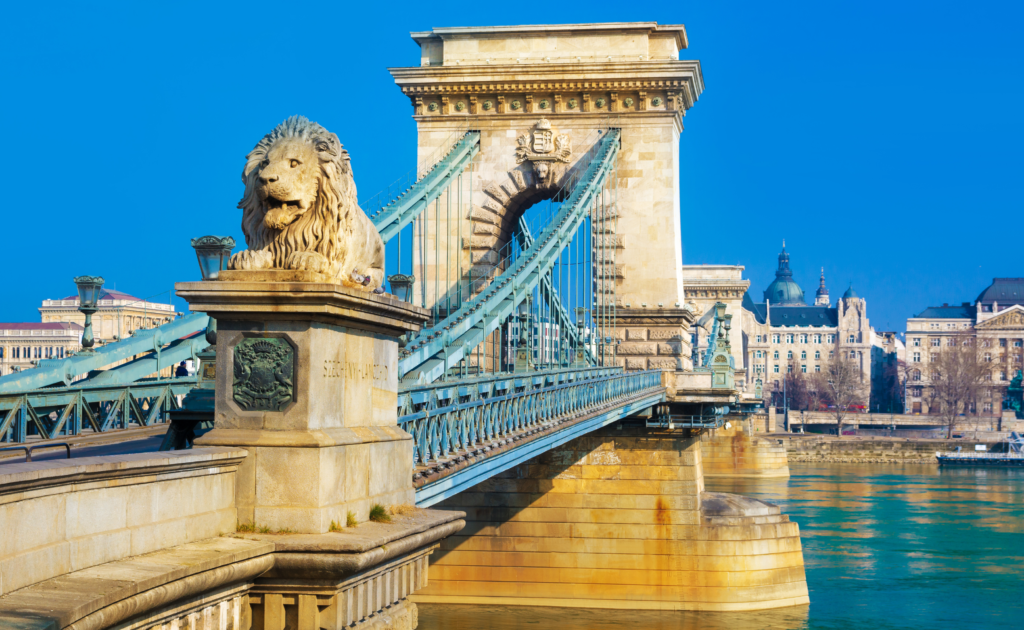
[228,116,385,292]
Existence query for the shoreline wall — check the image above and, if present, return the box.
[779,435,1002,464]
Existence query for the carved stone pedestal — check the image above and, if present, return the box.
[176,272,430,534]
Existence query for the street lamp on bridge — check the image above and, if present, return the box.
[73,276,104,354]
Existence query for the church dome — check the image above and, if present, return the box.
[842,285,859,299]
[763,243,806,306]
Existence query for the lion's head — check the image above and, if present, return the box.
[230,116,385,290]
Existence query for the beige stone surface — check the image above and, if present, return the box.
[0,448,245,597]
[700,422,791,478]
[180,279,429,535]
[416,424,808,611]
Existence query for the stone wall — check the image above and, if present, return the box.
[700,422,790,478]
[416,424,808,611]
[779,435,1002,463]
[0,447,243,597]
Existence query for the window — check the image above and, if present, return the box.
[773,364,780,373]
[755,335,761,343]
[946,323,955,330]
[999,371,1007,381]
[930,353,938,363]
[773,351,779,360]
[814,334,821,344]
[981,340,991,348]
[913,337,920,347]
[1014,340,1023,348]
[1000,339,1008,348]
[787,364,793,373]
[787,351,793,359]
[801,351,807,360]
[931,338,941,347]
[799,334,808,344]
[983,402,993,413]
[815,351,821,360]
[814,365,821,373]
[756,350,763,359]
[829,350,835,359]
[801,364,807,373]
[772,334,780,344]
[984,353,992,363]
[848,334,856,343]
[850,351,857,358]
[786,334,794,344]
[827,334,835,343]
[911,387,922,397]
[912,370,921,381]
[912,352,921,362]
[947,338,955,347]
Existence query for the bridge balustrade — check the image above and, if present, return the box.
[398,366,662,469]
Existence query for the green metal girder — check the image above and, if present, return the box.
[399,130,621,383]
[371,132,480,244]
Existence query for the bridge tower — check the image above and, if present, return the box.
[390,22,703,374]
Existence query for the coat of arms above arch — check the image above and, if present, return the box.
[515,119,572,186]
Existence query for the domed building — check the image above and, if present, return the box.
[740,244,877,405]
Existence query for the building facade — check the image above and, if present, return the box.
[905,278,1024,417]
[686,245,892,407]
[0,323,82,376]
[39,288,177,344]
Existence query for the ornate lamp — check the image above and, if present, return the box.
[387,274,416,303]
[73,276,104,353]
[190,236,236,281]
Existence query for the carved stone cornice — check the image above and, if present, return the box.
[389,61,704,111]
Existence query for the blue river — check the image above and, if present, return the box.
[417,463,1024,629]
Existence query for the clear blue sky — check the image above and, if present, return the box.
[2,1,1021,333]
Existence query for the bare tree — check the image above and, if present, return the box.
[928,333,989,438]
[784,359,810,410]
[810,353,866,436]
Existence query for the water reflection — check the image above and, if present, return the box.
[417,463,1024,630]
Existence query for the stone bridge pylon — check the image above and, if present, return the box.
[390,22,704,374]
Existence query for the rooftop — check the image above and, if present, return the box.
[913,304,975,319]
[976,278,1024,305]
[59,288,142,302]
[769,306,838,327]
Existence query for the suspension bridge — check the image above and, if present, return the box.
[0,24,806,629]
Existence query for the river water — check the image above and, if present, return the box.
[417,463,1024,629]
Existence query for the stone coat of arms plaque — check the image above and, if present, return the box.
[232,336,295,412]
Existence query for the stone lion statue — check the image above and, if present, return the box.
[229,116,385,291]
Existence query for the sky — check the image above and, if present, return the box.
[1,1,1021,333]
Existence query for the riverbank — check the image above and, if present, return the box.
[775,434,1002,464]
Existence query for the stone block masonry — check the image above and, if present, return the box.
[415,424,808,611]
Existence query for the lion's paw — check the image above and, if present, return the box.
[229,249,273,271]
[285,251,331,274]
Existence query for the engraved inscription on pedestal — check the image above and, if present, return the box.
[232,336,296,412]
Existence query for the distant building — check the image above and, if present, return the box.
[39,288,177,345]
[685,244,896,407]
[501,318,563,369]
[0,323,82,376]
[904,278,1024,416]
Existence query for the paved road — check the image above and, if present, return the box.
[0,435,165,465]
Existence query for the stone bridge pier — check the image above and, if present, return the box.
[416,421,808,611]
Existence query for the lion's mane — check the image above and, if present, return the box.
[234,116,384,288]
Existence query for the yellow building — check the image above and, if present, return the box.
[39,288,178,345]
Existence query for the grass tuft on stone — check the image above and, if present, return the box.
[347,510,358,528]
[369,504,392,523]
[329,520,343,532]
[389,503,416,517]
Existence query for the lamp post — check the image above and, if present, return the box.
[515,296,533,372]
[190,236,236,281]
[73,276,104,353]
[191,236,235,345]
[387,274,416,303]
